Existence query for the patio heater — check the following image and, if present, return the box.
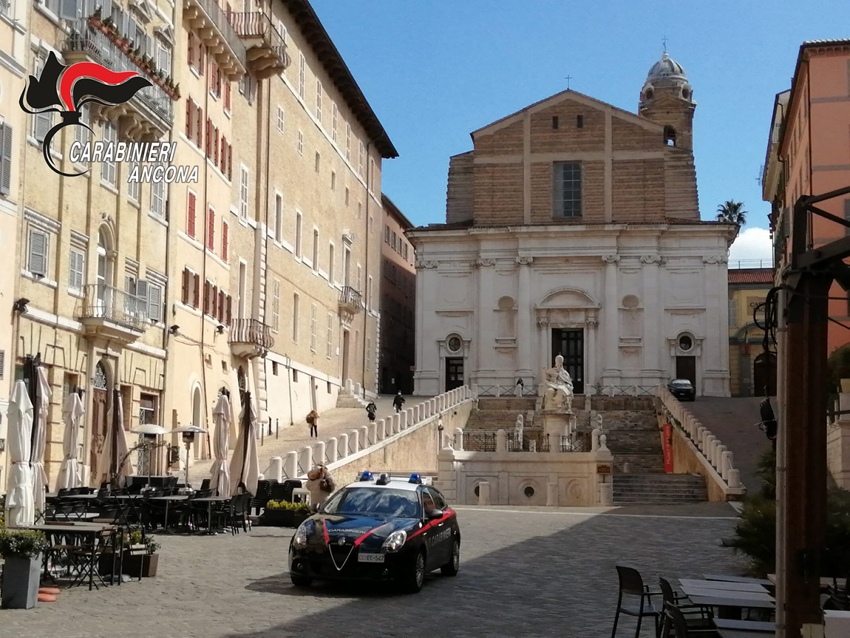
[172,425,208,488]
[130,423,168,488]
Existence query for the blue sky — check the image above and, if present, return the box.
[312,0,848,262]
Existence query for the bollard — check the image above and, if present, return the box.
[478,481,491,506]
[269,456,283,483]
[727,468,742,489]
[400,410,408,430]
[338,433,349,459]
[351,429,360,452]
[715,444,727,470]
[546,482,558,507]
[413,404,420,423]
[377,419,386,441]
[299,445,313,476]
[327,438,338,463]
[721,450,733,481]
[599,480,613,506]
[369,422,377,446]
[284,451,297,479]
[359,425,369,448]
[496,429,507,452]
[706,436,718,467]
[454,427,464,451]
[313,441,326,467]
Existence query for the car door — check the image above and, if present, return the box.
[424,487,451,566]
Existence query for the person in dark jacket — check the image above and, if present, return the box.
[392,392,405,413]
[365,400,377,422]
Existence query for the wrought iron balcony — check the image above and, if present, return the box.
[229,11,290,78]
[63,25,173,140]
[79,284,147,342]
[338,286,362,317]
[229,318,274,359]
[184,0,247,80]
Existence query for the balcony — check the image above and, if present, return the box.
[338,286,362,323]
[79,284,147,343]
[63,26,173,141]
[229,12,290,79]
[229,318,274,359]
[183,0,247,81]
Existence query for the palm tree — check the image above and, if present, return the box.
[716,200,747,226]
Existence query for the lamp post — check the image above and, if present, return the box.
[172,425,208,488]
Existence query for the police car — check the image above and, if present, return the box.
[288,472,460,593]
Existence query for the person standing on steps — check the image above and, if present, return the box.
[393,391,406,413]
[366,400,377,423]
[306,409,319,438]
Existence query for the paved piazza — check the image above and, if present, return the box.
[1,503,743,638]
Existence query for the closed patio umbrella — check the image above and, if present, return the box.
[32,366,51,516]
[6,381,35,527]
[228,391,259,496]
[58,392,84,490]
[210,393,231,496]
[100,389,133,487]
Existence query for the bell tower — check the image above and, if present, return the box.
[639,51,696,150]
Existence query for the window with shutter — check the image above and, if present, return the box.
[227,145,233,181]
[272,279,280,332]
[220,135,227,170]
[186,100,193,138]
[181,268,189,304]
[222,221,228,261]
[69,249,85,291]
[193,273,200,308]
[206,119,211,156]
[218,290,225,323]
[199,44,204,74]
[196,107,203,146]
[188,33,195,67]
[310,303,317,352]
[0,350,4,379]
[28,229,48,277]
[225,82,231,112]
[207,207,215,250]
[213,127,219,167]
[151,178,164,217]
[203,280,211,315]
[326,313,333,358]
[211,285,218,317]
[0,124,12,195]
[226,295,232,325]
[187,191,196,237]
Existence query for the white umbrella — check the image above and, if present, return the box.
[100,390,133,486]
[229,393,259,496]
[210,394,231,496]
[32,366,51,516]
[57,392,84,490]
[6,381,35,527]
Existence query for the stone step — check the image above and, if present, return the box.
[476,398,539,411]
[613,473,707,504]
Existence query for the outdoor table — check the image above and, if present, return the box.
[20,523,113,591]
[714,619,776,633]
[766,573,834,590]
[680,578,769,593]
[716,629,775,638]
[685,592,775,620]
[149,495,189,531]
[681,587,774,603]
[193,496,231,534]
[704,575,773,587]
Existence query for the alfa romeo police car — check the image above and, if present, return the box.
[288,472,460,593]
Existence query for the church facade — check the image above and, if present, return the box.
[408,53,734,397]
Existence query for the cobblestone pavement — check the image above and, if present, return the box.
[1,503,745,638]
[188,395,425,483]
[686,397,774,493]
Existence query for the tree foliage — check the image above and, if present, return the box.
[716,200,747,226]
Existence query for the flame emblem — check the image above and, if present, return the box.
[19,52,153,176]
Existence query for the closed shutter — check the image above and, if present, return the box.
[181,268,189,304]
[207,207,215,250]
[211,285,218,318]
[185,100,193,138]
[222,221,228,261]
[0,123,12,195]
[192,273,200,308]
[187,191,196,237]
[148,284,162,323]
[218,290,225,323]
[188,33,194,67]
[213,127,218,167]
[225,295,232,325]
[205,118,211,157]
[227,145,232,181]
[28,230,47,276]
[196,107,203,146]
[220,135,227,170]
[225,81,231,111]
[199,45,204,74]
[35,112,51,143]
[203,280,210,315]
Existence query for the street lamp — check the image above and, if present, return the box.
[172,425,208,488]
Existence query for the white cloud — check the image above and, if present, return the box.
[728,227,773,267]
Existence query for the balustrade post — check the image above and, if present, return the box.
[338,433,348,459]
[350,429,360,452]
[368,423,377,446]
[284,451,297,479]
[454,427,464,451]
[496,429,507,452]
[727,468,742,489]
[716,444,727,473]
[313,441,326,467]
[359,425,369,448]
[269,456,283,483]
[326,437,338,463]
[299,445,312,476]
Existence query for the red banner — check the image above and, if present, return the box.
[662,423,674,473]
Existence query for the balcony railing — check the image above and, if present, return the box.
[229,11,290,74]
[191,0,248,71]
[339,286,362,308]
[229,318,274,350]
[80,284,148,331]
[64,25,173,126]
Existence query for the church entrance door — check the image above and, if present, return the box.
[675,356,696,387]
[551,329,584,394]
[445,357,463,391]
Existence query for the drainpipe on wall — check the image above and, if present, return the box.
[361,142,372,398]
[197,42,212,460]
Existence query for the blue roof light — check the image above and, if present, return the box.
[408,473,422,484]
[359,471,374,481]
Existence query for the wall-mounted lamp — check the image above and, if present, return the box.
[13,298,30,314]
[168,325,180,335]
[216,324,225,334]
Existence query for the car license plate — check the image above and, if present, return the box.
[358,552,385,563]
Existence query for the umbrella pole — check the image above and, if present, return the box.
[238,391,251,491]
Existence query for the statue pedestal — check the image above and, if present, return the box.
[539,411,574,441]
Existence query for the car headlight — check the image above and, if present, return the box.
[381,530,407,552]
[292,520,311,549]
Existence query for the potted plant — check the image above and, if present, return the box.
[121,531,160,578]
[261,500,292,527]
[0,530,49,609]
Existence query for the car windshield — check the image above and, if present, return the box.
[671,380,692,387]
[322,488,421,518]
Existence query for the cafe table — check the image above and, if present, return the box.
[21,523,114,591]
[192,496,231,534]
[713,619,775,633]
[680,578,769,593]
[148,495,189,531]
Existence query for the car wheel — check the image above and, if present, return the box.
[403,550,426,593]
[441,540,460,577]
[290,574,313,587]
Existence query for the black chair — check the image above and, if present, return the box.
[200,478,211,492]
[612,566,660,638]
[825,574,850,610]
[660,602,719,638]
[657,578,714,636]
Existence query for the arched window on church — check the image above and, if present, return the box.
[664,126,677,147]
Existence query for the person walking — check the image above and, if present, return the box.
[306,409,319,438]
[392,391,405,413]
[305,464,335,511]
[366,400,377,423]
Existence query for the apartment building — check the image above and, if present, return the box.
[727,268,776,397]
[2,0,394,486]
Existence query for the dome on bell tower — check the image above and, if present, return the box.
[638,50,696,150]
[640,51,694,105]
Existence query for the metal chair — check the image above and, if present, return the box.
[611,565,660,638]
[661,602,720,638]
[657,577,714,636]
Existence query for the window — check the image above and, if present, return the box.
[147,283,162,323]
[272,361,279,376]
[73,106,90,152]
[345,124,351,160]
[274,194,283,242]
[310,303,317,352]
[330,171,336,191]
[292,293,300,342]
[207,207,215,251]
[27,228,48,277]
[272,279,280,332]
[139,393,157,426]
[224,81,231,112]
[328,243,335,283]
[31,56,52,144]
[576,115,584,129]
[553,162,582,218]
[127,162,139,202]
[315,152,321,173]
[358,141,365,176]
[188,32,195,69]
[312,229,319,270]
[295,212,303,257]
[344,187,349,206]
[326,312,333,358]
[156,41,172,76]
[0,123,12,195]
[315,79,323,121]
[331,103,338,142]
[276,106,284,133]
[221,220,229,261]
[297,131,303,155]
[187,191,196,237]
[367,276,373,311]
[552,116,559,129]
[101,122,117,185]
[366,337,371,370]
[150,176,165,217]
[239,165,249,220]
[298,53,306,99]
[357,264,362,292]
[69,249,85,292]
[728,298,737,328]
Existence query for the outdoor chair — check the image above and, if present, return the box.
[825,574,850,610]
[69,529,118,590]
[660,602,719,638]
[200,478,211,492]
[611,566,661,638]
[657,578,714,636]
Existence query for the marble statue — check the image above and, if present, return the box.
[541,354,574,412]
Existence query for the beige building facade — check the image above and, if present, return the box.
[2,0,394,489]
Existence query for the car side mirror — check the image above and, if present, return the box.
[426,509,444,520]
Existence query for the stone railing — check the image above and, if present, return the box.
[585,384,658,397]
[473,383,539,398]
[261,386,475,482]
[656,385,745,498]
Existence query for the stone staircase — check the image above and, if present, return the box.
[336,385,368,409]
[600,410,664,474]
[613,474,707,505]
